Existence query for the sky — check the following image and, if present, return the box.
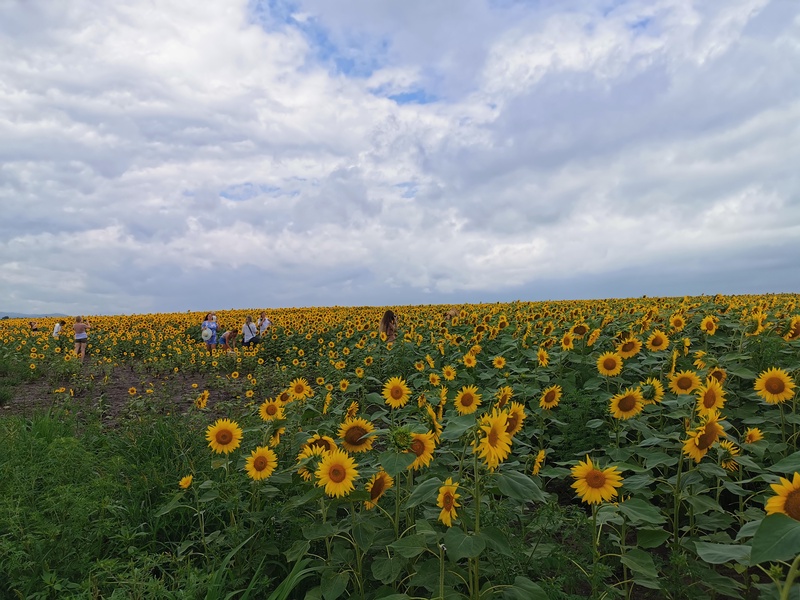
[2,0,799,316]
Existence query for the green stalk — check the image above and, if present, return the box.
[673,452,684,547]
[780,554,800,600]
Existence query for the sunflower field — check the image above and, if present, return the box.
[1,294,800,599]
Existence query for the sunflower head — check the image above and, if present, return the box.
[570,456,623,505]
[245,446,278,481]
[754,367,796,404]
[365,470,394,510]
[339,417,376,453]
[597,351,623,377]
[454,385,482,415]
[383,376,411,409]
[205,418,243,455]
[316,449,359,498]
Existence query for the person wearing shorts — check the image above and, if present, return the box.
[73,316,90,360]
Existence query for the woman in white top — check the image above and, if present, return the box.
[242,316,259,346]
[257,311,272,336]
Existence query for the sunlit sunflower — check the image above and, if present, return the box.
[669,370,702,395]
[597,351,623,377]
[693,350,707,370]
[179,475,193,489]
[442,365,457,381]
[316,449,358,498]
[561,332,575,351]
[765,472,800,521]
[269,426,285,448]
[532,449,546,476]
[743,427,764,444]
[646,330,669,352]
[695,379,726,415]
[339,379,350,392]
[718,440,740,472]
[682,412,725,463]
[537,347,549,367]
[306,434,338,453]
[195,390,210,410]
[475,409,513,470]
[504,402,526,437]
[783,316,800,342]
[539,385,562,410]
[700,315,718,335]
[383,376,411,409]
[437,478,461,527]
[571,456,623,505]
[616,337,642,359]
[277,390,292,404]
[754,367,796,404]
[407,431,437,470]
[494,385,514,409]
[463,353,477,368]
[669,313,686,331]
[245,446,278,481]
[492,356,506,369]
[587,329,601,347]
[454,385,482,415]
[259,399,285,421]
[296,445,328,481]
[364,470,394,510]
[414,360,426,372]
[640,377,665,404]
[355,367,365,378]
[206,418,243,454]
[128,387,137,396]
[289,377,313,401]
[339,417,376,453]
[609,388,645,420]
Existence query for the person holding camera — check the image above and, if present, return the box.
[242,316,259,346]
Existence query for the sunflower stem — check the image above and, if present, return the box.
[780,553,800,600]
[673,451,684,548]
[591,503,599,599]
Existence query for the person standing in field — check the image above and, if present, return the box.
[73,316,90,360]
[53,320,66,338]
[201,312,218,354]
[257,311,272,336]
[242,316,259,346]
[379,310,398,342]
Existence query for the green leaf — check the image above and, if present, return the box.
[371,556,405,584]
[726,366,757,379]
[284,539,310,562]
[406,476,442,508]
[302,522,339,540]
[479,526,513,557]
[379,451,416,477]
[390,534,429,558]
[766,450,800,475]
[694,541,751,565]
[198,490,220,503]
[751,514,800,564]
[617,498,667,525]
[636,527,670,549]
[443,527,486,562]
[352,519,375,552]
[440,414,477,440]
[735,519,762,541]
[684,495,724,515]
[502,576,549,600]
[321,569,349,600]
[585,418,605,429]
[621,548,660,587]
[493,470,548,502]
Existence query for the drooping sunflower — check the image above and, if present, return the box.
[707,367,727,385]
[475,409,513,470]
[425,404,443,443]
[437,478,461,527]
[504,402,526,437]
[206,418,243,454]
[587,329,601,347]
[646,330,669,352]
[259,399,285,421]
[682,412,725,463]
[383,376,411,409]
[454,385,482,415]
[179,475,193,489]
[561,332,575,351]
[245,446,278,481]
[539,385,562,410]
[346,400,360,419]
[718,440,740,472]
[693,350,707,370]
[570,456,623,505]
[532,449,546,476]
[289,377,313,401]
[492,356,506,369]
[442,365,457,381]
[754,367,796,404]
[695,379,726,415]
[339,417,376,453]
[609,388,645,420]
[305,434,337,453]
[495,385,514,408]
[764,472,800,521]
[316,449,359,498]
[296,445,328,481]
[407,431,437,470]
[700,315,718,336]
[597,351,623,377]
[616,337,642,359]
[641,377,665,404]
[783,316,800,342]
[537,347,549,367]
[743,427,764,444]
[364,470,394,510]
[668,370,702,395]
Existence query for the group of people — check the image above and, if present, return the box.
[200,311,272,354]
[49,317,90,360]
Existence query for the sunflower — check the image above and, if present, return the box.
[783,316,800,342]
[683,412,725,463]
[539,385,562,410]
[437,478,461,527]
[475,409,513,470]
[597,352,623,377]
[128,387,137,396]
[609,388,644,420]
[259,399,285,421]
[561,332,575,351]
[339,417,375,453]
[316,449,359,498]
[537,347,549,367]
[695,379,726,415]
[693,350,707,370]
[442,365,457,381]
[718,440,740,472]
[570,456,623,505]
[641,377,665,404]
[463,353,477,368]
[504,402,526,437]
[289,377,313,401]
[454,385,482,415]
[532,449,546,476]
[305,434,337,453]
[587,329,601,346]
[407,431,437,470]
[616,337,642,359]
[179,475,193,489]
[700,315,718,335]
[492,356,506,369]
[754,367,796,404]
[339,379,350,392]
[668,370,702,395]
[195,390,210,409]
[277,390,292,404]
[206,418,243,454]
[269,427,285,448]
[355,367,365,378]
[646,330,669,352]
[743,427,764,444]
[296,445,328,481]
[364,470,394,510]
[495,385,514,409]
[707,367,727,385]
[669,313,686,331]
[383,376,411,409]
[245,446,278,481]
[765,472,800,521]
[414,360,426,372]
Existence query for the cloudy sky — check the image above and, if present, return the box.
[2,0,799,316]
